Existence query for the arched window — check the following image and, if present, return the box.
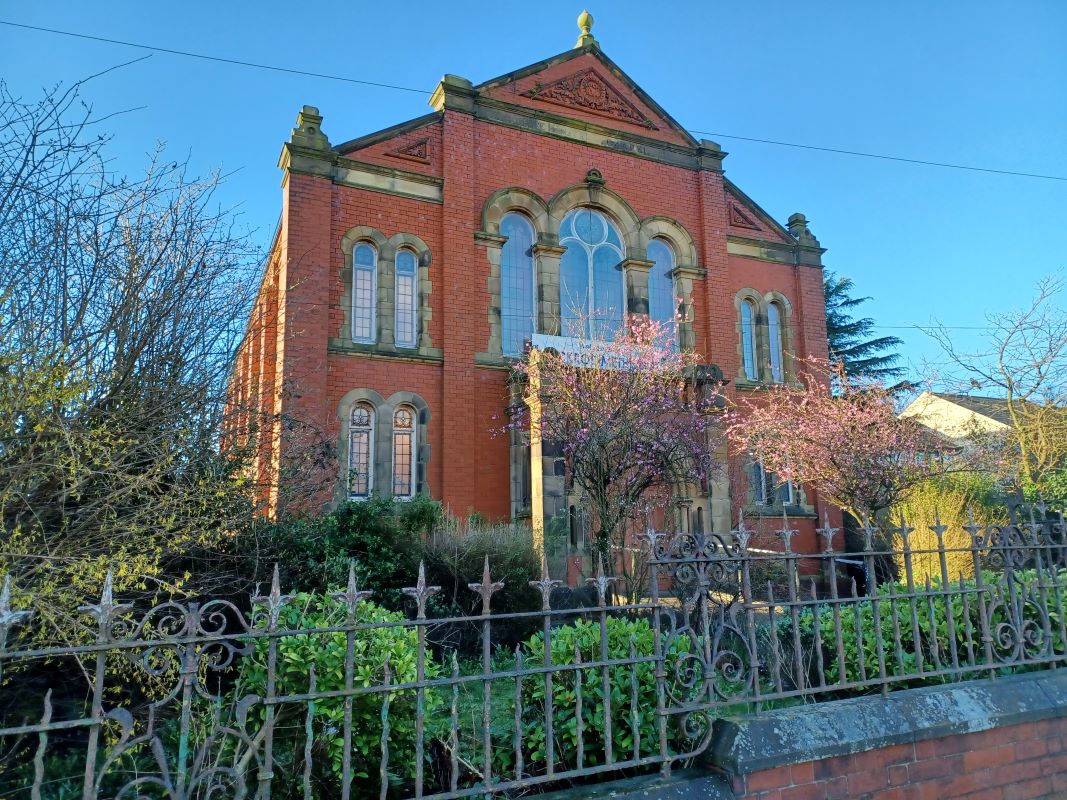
[559,208,624,340]
[395,249,418,348]
[392,405,416,498]
[740,299,758,381]
[694,506,705,535]
[768,302,784,382]
[352,243,377,343]
[348,402,374,499]
[646,238,676,345]
[500,213,536,356]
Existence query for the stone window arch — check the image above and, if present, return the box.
[733,289,796,384]
[646,237,677,343]
[391,405,417,498]
[499,212,537,356]
[338,227,436,357]
[638,216,703,351]
[335,388,432,505]
[394,247,418,349]
[763,291,795,384]
[383,391,431,497]
[348,402,375,499]
[734,289,765,384]
[475,187,551,362]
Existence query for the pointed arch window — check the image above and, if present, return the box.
[559,208,624,340]
[647,238,677,346]
[348,403,375,499]
[768,301,784,383]
[395,249,418,349]
[392,406,416,498]
[500,213,536,356]
[352,244,377,343]
[740,299,758,381]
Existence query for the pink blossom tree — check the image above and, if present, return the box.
[726,360,936,527]
[509,318,722,592]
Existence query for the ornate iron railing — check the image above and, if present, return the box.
[1,510,1065,799]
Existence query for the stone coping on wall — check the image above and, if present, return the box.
[710,669,1067,775]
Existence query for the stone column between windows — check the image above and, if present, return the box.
[377,257,396,349]
[622,255,653,318]
[533,239,565,336]
[474,232,506,356]
[672,266,705,352]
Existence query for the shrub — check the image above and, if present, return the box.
[235,592,439,798]
[234,496,440,608]
[421,521,542,650]
[511,616,694,775]
[792,567,1067,692]
[889,473,1007,582]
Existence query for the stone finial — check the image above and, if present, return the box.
[787,212,820,247]
[576,10,597,48]
[290,105,330,152]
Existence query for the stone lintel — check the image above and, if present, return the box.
[726,235,824,267]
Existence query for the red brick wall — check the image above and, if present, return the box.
[733,717,1067,800]
[229,60,835,529]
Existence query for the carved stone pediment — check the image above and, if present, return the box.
[729,203,761,231]
[386,137,431,164]
[523,68,658,130]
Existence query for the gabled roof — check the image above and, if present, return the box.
[929,393,1016,427]
[474,43,700,148]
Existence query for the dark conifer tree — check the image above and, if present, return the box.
[824,271,905,381]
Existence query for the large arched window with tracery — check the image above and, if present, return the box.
[500,213,536,356]
[647,238,676,345]
[559,208,624,340]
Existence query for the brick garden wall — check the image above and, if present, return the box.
[734,719,1067,800]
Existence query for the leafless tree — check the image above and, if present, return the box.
[0,74,271,643]
[926,275,1067,503]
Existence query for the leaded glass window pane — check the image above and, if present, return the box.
[353,244,376,343]
[647,239,676,345]
[500,213,535,356]
[349,403,374,498]
[768,302,784,383]
[741,299,757,381]
[560,243,589,338]
[559,208,624,340]
[395,250,417,348]
[392,406,415,498]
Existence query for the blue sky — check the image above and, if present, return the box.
[2,1,1064,382]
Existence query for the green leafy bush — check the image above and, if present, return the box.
[793,568,1067,692]
[511,616,693,774]
[236,592,439,798]
[235,496,440,608]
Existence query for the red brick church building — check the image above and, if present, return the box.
[227,13,836,557]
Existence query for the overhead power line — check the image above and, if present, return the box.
[4,18,1066,183]
[0,20,430,95]
[688,130,1067,182]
